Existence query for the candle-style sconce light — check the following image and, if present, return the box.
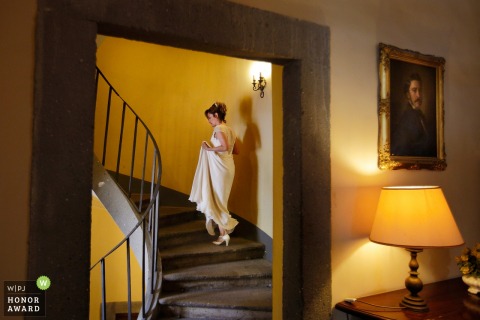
[252,73,267,98]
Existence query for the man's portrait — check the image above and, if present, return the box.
[390,61,437,157]
[377,43,446,170]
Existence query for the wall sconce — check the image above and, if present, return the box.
[369,186,464,312]
[252,73,267,98]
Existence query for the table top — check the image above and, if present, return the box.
[335,277,480,320]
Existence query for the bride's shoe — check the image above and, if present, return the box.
[212,234,230,246]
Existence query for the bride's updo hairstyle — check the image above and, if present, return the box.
[205,102,228,123]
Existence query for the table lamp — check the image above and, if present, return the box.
[369,186,464,312]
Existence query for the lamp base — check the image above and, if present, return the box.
[402,248,429,312]
[400,294,429,312]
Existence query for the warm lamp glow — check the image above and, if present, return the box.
[369,186,464,312]
[370,186,464,248]
[249,61,270,98]
[249,61,271,79]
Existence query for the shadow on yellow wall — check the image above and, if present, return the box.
[231,96,261,224]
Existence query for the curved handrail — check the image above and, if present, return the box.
[91,67,162,319]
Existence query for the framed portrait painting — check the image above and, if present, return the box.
[378,43,446,170]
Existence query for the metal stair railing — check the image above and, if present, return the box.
[91,67,162,320]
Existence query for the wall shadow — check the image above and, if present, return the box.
[231,97,260,223]
[229,96,271,258]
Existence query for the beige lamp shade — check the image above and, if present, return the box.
[370,186,464,248]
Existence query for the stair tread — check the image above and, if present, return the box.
[159,219,205,236]
[153,194,272,318]
[159,287,272,310]
[160,237,264,259]
[160,205,197,216]
[164,258,272,281]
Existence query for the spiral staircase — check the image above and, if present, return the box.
[91,68,272,319]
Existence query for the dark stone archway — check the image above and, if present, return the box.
[30,0,330,318]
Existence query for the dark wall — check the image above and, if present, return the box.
[30,0,331,318]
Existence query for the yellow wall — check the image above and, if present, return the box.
[90,195,143,320]
[96,37,277,238]
[271,64,284,320]
[96,37,283,316]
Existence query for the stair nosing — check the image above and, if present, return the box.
[160,238,265,259]
[158,287,272,311]
[163,259,272,281]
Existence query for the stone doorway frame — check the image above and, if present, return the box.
[29,1,331,318]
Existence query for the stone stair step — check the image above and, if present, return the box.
[158,287,272,319]
[158,205,198,227]
[158,219,211,249]
[153,200,272,320]
[163,259,272,292]
[160,238,265,271]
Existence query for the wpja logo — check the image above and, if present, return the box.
[4,276,49,316]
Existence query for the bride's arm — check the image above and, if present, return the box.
[203,131,228,152]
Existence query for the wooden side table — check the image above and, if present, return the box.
[335,277,480,319]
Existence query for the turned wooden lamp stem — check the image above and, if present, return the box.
[401,248,428,311]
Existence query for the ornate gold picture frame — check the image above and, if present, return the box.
[378,43,446,170]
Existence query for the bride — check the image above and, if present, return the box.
[189,102,239,246]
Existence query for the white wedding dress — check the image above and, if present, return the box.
[189,124,239,235]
